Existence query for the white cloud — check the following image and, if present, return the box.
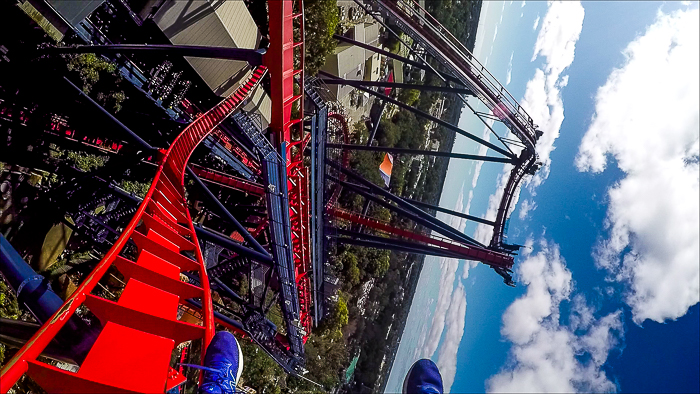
[533,15,540,31]
[531,2,584,73]
[526,1,585,187]
[419,258,460,358]
[506,51,514,85]
[419,192,468,359]
[500,241,572,344]
[576,8,700,324]
[487,240,624,393]
[569,294,595,332]
[436,282,467,393]
[475,1,584,243]
[519,199,537,220]
[522,1,527,7]
[471,121,495,190]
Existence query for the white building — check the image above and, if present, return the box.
[154,1,271,125]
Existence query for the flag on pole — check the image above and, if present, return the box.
[379,153,394,187]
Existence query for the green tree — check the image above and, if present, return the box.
[370,206,392,223]
[378,118,400,147]
[347,264,361,287]
[298,332,349,391]
[341,252,361,286]
[320,296,349,336]
[383,26,402,53]
[0,281,19,367]
[398,88,420,106]
[368,249,390,277]
[390,158,407,195]
[352,121,369,144]
[65,151,109,172]
[239,340,283,394]
[119,180,151,198]
[67,53,117,93]
[66,53,127,112]
[391,111,422,149]
[304,0,339,75]
[328,297,349,329]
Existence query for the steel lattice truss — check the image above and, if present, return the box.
[318,0,544,287]
[0,0,545,391]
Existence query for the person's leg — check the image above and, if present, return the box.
[403,359,444,394]
[181,331,244,394]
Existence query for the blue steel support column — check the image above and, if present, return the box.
[63,77,154,152]
[326,143,515,163]
[47,45,266,65]
[320,74,515,158]
[0,235,99,362]
[326,173,483,248]
[186,166,271,258]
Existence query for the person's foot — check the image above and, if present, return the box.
[182,331,244,394]
[402,359,444,394]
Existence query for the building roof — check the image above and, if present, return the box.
[47,0,105,28]
[154,1,260,97]
[321,43,366,100]
[154,1,271,124]
[364,53,382,82]
[392,59,404,83]
[363,23,379,47]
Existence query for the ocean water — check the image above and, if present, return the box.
[383,130,486,392]
[383,256,444,392]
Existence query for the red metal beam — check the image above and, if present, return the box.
[328,207,513,269]
[210,130,261,175]
[190,164,265,196]
[0,67,268,393]
[265,0,313,337]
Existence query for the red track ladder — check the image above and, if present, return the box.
[266,0,313,338]
[0,66,268,394]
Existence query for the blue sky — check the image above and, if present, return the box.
[385,1,699,393]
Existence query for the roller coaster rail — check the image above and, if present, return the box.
[0,0,548,389]
[375,0,540,150]
[0,66,268,393]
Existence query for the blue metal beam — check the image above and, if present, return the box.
[47,45,266,65]
[187,166,270,257]
[0,235,100,363]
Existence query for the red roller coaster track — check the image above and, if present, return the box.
[0,66,268,393]
[265,0,314,337]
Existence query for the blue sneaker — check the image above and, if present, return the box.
[403,359,444,394]
[181,331,244,394]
